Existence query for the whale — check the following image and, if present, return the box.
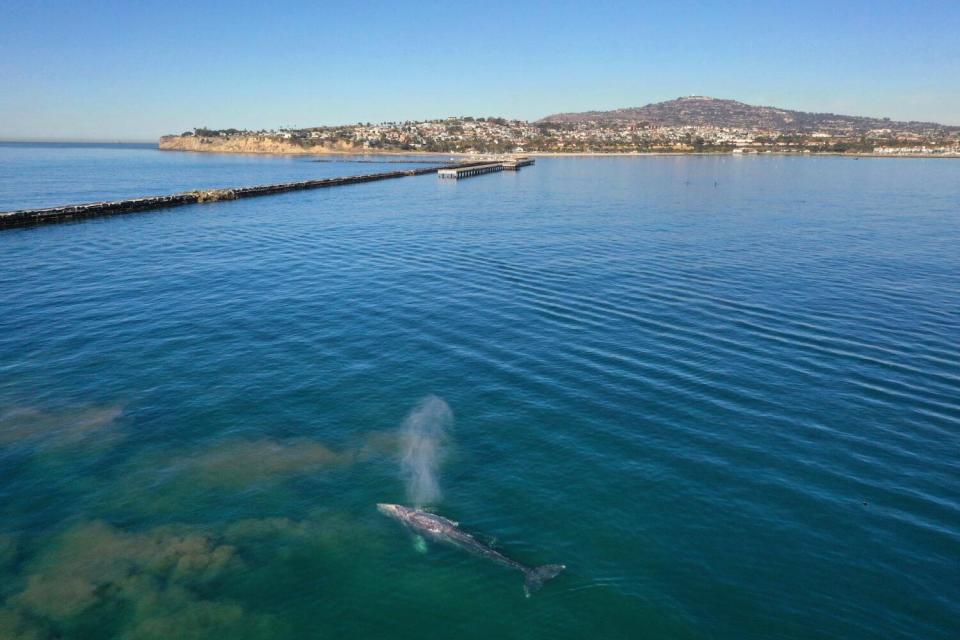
[377,503,565,596]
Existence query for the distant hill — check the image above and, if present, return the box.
[537,96,954,135]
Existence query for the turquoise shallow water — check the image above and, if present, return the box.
[0,144,958,639]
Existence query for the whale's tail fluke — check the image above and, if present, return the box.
[523,564,565,597]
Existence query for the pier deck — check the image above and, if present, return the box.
[438,157,534,178]
[438,163,504,179]
[501,157,535,170]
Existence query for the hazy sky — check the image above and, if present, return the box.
[1,0,958,141]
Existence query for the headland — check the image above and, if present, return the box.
[159,96,960,158]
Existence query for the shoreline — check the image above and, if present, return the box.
[158,147,960,160]
[530,151,960,158]
[154,137,959,159]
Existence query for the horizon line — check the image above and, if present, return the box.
[0,138,157,145]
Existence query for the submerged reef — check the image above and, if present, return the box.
[0,402,414,638]
[0,607,46,640]
[98,436,361,518]
[104,429,409,517]
[0,510,383,639]
[13,521,237,619]
[183,438,350,487]
[0,405,123,449]
[0,516,372,639]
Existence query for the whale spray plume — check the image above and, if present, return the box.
[400,395,453,508]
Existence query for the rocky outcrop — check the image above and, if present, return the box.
[158,135,360,155]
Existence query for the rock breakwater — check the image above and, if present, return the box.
[0,166,452,229]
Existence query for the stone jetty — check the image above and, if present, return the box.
[0,158,533,230]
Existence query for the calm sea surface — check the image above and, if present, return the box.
[0,143,958,639]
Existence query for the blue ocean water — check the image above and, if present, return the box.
[0,143,958,639]
[0,142,441,211]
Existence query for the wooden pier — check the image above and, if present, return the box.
[437,162,504,179]
[437,156,534,179]
[502,157,535,170]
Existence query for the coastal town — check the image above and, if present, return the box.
[170,97,960,156]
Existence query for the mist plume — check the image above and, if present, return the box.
[400,395,453,508]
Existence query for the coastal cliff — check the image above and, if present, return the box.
[159,135,360,155]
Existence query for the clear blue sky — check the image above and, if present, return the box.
[1,0,958,141]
